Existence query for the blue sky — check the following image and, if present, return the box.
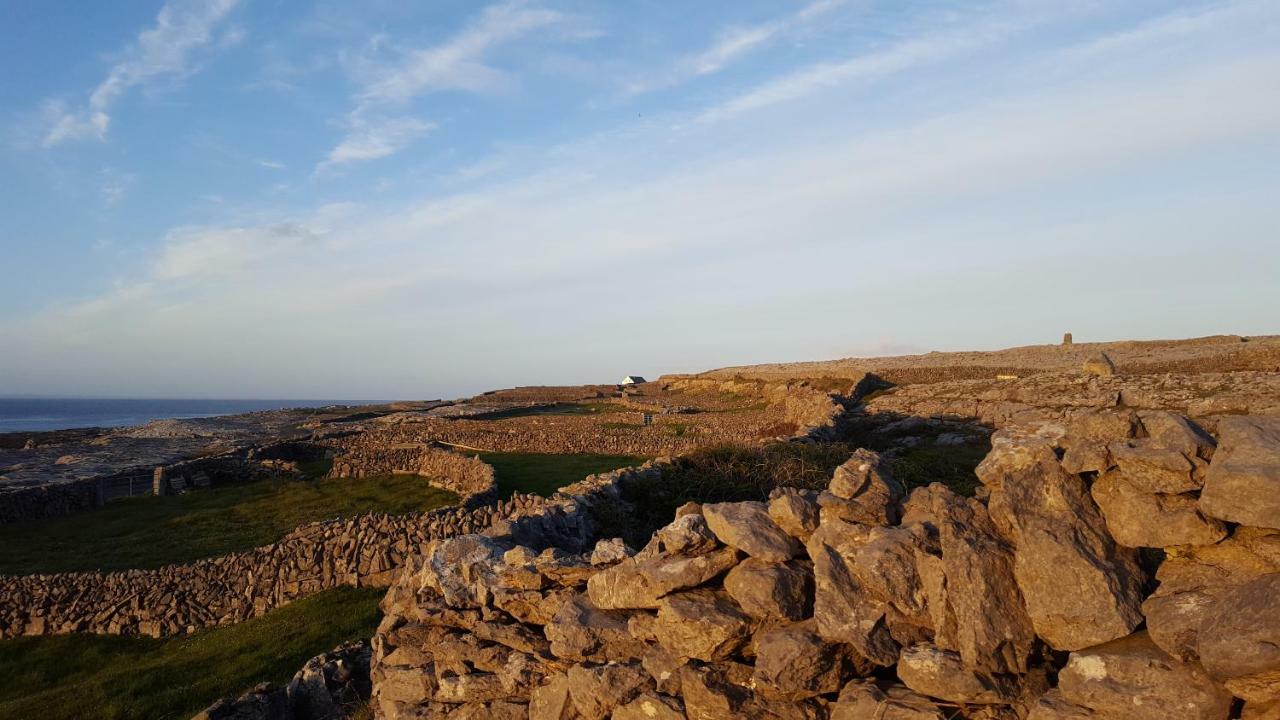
[2,0,1278,400]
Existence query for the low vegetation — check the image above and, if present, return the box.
[478,452,646,498]
[475,401,627,420]
[0,474,457,575]
[618,436,990,541]
[0,586,383,720]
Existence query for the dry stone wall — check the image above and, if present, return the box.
[329,443,497,507]
[364,411,1280,720]
[0,457,657,640]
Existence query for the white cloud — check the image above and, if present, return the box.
[42,0,240,147]
[257,159,286,170]
[696,6,1054,123]
[624,0,847,96]
[315,117,436,175]
[153,223,316,281]
[358,1,563,105]
[317,1,565,173]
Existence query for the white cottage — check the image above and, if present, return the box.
[621,375,647,385]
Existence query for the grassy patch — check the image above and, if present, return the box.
[478,452,646,498]
[0,475,457,575]
[478,401,627,420]
[0,586,382,720]
[886,442,989,497]
[621,442,853,538]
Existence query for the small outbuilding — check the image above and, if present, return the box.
[621,375,647,385]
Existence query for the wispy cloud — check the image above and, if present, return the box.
[696,6,1050,124]
[315,117,436,175]
[257,159,286,170]
[624,0,847,96]
[317,1,565,173]
[154,223,317,281]
[100,169,137,207]
[41,0,241,147]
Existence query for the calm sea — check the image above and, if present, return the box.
[0,398,352,433]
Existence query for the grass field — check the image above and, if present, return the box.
[0,586,383,720]
[478,452,645,498]
[0,474,458,576]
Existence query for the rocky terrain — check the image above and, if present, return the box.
[356,406,1280,720]
[7,335,1280,720]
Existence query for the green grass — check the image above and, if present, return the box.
[0,474,457,576]
[477,452,646,498]
[478,401,628,420]
[0,586,382,720]
[886,442,989,497]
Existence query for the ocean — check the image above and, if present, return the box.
[0,398,351,433]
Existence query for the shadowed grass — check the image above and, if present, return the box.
[0,474,457,575]
[0,586,383,720]
[477,452,646,498]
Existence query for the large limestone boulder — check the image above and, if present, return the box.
[702,501,803,562]
[566,662,652,720]
[806,518,898,665]
[1142,527,1280,661]
[902,484,1036,675]
[545,595,645,662]
[895,643,1017,705]
[722,558,811,622]
[1090,471,1226,548]
[1053,631,1232,720]
[752,622,849,700]
[653,589,752,662]
[1198,573,1280,703]
[586,546,740,610]
[1199,415,1280,529]
[978,429,1145,650]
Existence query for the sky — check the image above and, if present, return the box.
[1,0,1278,401]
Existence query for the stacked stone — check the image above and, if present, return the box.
[0,479,100,524]
[865,369,1280,428]
[0,461,651,641]
[367,416,1280,719]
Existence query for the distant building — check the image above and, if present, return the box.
[621,375,647,385]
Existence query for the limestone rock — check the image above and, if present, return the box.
[545,594,645,662]
[702,501,802,562]
[654,513,720,556]
[722,558,811,622]
[1082,353,1115,376]
[1091,471,1226,548]
[1199,416,1280,530]
[825,449,904,526]
[752,622,848,700]
[586,546,740,610]
[590,538,634,565]
[1198,573,1280,703]
[896,643,1017,705]
[1025,689,1096,719]
[829,680,947,720]
[768,488,821,541]
[1108,440,1200,493]
[529,672,574,720]
[613,692,685,720]
[654,589,752,662]
[978,430,1145,650]
[567,662,652,720]
[1055,631,1232,720]
[679,663,753,720]
[806,518,898,665]
[903,484,1036,675]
